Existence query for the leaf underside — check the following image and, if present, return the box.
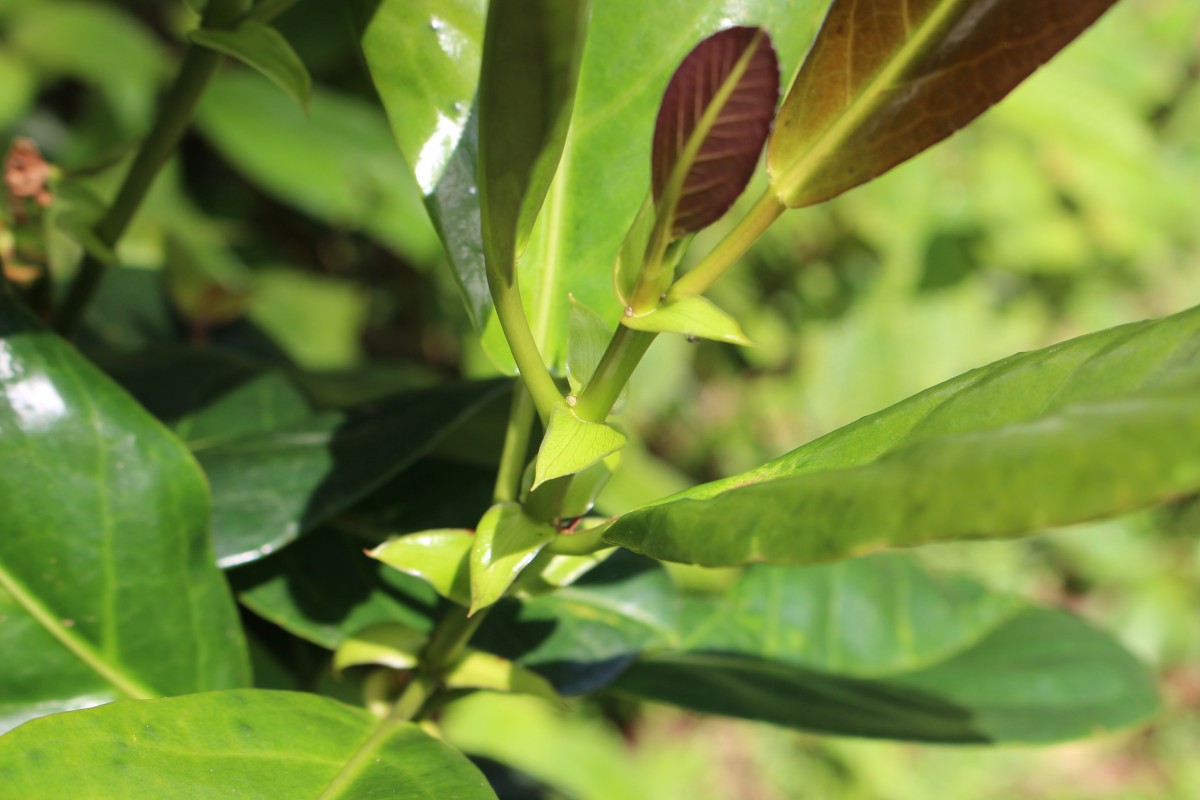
[768,0,1118,208]
[606,304,1200,566]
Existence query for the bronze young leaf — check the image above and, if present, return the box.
[768,0,1119,209]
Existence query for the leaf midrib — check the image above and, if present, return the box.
[0,562,156,701]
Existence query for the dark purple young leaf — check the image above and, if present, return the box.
[652,26,780,237]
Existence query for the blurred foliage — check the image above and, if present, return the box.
[2,0,1200,797]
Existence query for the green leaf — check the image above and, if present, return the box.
[232,531,439,651]
[513,548,616,598]
[0,51,35,130]
[0,286,249,733]
[622,294,752,345]
[196,72,440,266]
[534,403,626,489]
[190,22,312,112]
[355,0,831,365]
[470,504,557,615]
[651,26,778,237]
[565,295,612,396]
[767,0,1118,208]
[615,607,1156,743]
[446,650,562,705]
[369,530,474,608]
[477,0,590,281]
[607,305,1200,566]
[333,623,426,673]
[559,453,620,519]
[612,193,655,309]
[351,0,491,328]
[191,379,508,567]
[479,551,1156,742]
[566,298,627,413]
[0,690,498,799]
[7,0,167,133]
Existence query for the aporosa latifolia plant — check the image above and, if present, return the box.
[1,0,1194,796]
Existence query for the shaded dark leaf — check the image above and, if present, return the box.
[232,530,439,651]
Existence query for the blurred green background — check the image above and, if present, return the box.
[3,1,1200,797]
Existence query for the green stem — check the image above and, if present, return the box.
[669,189,785,297]
[386,673,436,722]
[422,605,488,676]
[493,386,536,503]
[488,271,563,422]
[387,606,490,723]
[389,374,534,723]
[573,324,655,423]
[55,0,249,337]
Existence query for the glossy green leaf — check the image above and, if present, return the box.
[192,379,508,567]
[477,0,590,281]
[470,504,557,615]
[334,623,426,673]
[232,531,439,651]
[767,0,1118,208]
[355,0,831,364]
[0,287,248,733]
[534,403,626,490]
[190,22,312,111]
[606,305,1200,566]
[351,0,490,326]
[446,650,562,705]
[622,294,752,345]
[370,530,474,608]
[196,72,440,266]
[0,690,497,799]
[651,26,778,237]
